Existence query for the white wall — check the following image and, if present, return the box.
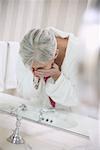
[0,0,88,41]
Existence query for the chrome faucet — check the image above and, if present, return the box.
[7,104,27,144]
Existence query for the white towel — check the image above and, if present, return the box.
[0,41,7,91]
[5,42,19,89]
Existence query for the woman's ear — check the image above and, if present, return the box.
[54,49,59,59]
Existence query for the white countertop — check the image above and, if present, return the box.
[0,93,99,150]
[0,114,90,150]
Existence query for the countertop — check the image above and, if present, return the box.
[0,114,90,150]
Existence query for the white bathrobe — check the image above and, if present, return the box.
[16,27,79,108]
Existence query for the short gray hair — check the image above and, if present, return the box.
[19,28,57,66]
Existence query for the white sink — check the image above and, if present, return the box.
[0,119,90,150]
[0,93,93,150]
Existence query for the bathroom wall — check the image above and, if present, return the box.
[0,0,88,41]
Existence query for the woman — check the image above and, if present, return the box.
[18,27,79,109]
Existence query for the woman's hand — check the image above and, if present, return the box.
[34,63,61,81]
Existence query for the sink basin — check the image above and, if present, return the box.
[0,121,90,150]
[0,93,92,150]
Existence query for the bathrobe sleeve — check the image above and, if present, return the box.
[45,34,80,106]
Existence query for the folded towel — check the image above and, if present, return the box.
[5,42,19,89]
[0,41,7,91]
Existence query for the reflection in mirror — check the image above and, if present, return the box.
[0,0,99,149]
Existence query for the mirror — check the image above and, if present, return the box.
[0,0,99,142]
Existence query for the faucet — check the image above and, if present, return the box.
[7,104,27,144]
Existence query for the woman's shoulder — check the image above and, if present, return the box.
[46,26,72,38]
